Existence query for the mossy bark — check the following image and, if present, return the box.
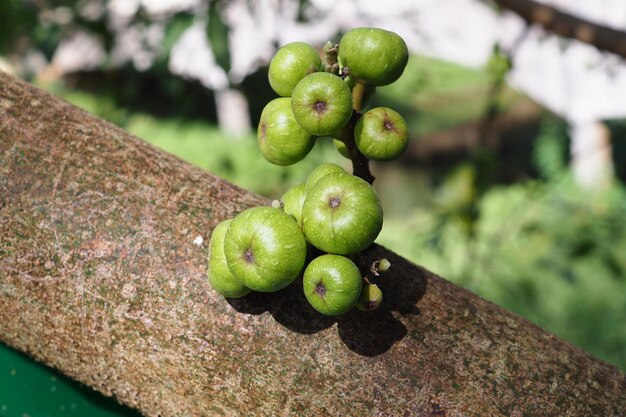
[1,72,624,416]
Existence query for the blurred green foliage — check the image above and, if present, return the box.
[381,117,626,371]
[374,54,521,136]
[207,2,231,73]
[0,1,37,54]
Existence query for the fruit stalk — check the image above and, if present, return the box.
[351,80,367,114]
[341,81,375,184]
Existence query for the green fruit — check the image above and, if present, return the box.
[258,97,315,166]
[207,219,251,298]
[304,162,345,194]
[269,42,322,97]
[303,254,362,316]
[377,258,391,272]
[291,72,353,136]
[224,206,307,292]
[302,172,383,255]
[281,183,306,226]
[333,138,351,159]
[339,27,408,86]
[356,283,383,311]
[355,107,409,161]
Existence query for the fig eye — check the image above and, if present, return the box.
[243,248,255,264]
[313,101,327,114]
[315,282,327,298]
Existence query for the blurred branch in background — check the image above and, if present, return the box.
[493,0,626,59]
[490,0,626,189]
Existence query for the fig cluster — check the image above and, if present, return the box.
[208,27,409,316]
[208,164,386,315]
[258,27,410,165]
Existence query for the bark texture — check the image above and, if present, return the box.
[494,0,626,59]
[0,71,625,416]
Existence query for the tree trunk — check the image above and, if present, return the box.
[569,119,614,189]
[0,71,624,416]
[214,88,251,138]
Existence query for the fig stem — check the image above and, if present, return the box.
[339,117,374,184]
[370,261,381,277]
[340,80,374,184]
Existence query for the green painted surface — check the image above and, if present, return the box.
[0,344,139,417]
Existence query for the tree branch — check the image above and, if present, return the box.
[493,0,626,58]
[1,71,625,416]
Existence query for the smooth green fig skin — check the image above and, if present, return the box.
[333,138,351,159]
[304,163,345,194]
[281,183,306,226]
[302,172,383,255]
[258,97,315,166]
[269,42,322,97]
[224,207,307,292]
[356,283,383,311]
[339,27,409,86]
[355,107,409,161]
[303,254,363,316]
[207,219,251,298]
[291,72,353,136]
[377,258,391,272]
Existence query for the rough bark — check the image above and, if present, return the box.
[0,71,624,417]
[493,0,626,59]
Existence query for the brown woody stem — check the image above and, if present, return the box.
[341,80,374,184]
[340,116,374,185]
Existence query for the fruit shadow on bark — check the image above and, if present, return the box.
[227,244,426,356]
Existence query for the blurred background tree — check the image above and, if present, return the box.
[1,0,625,416]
